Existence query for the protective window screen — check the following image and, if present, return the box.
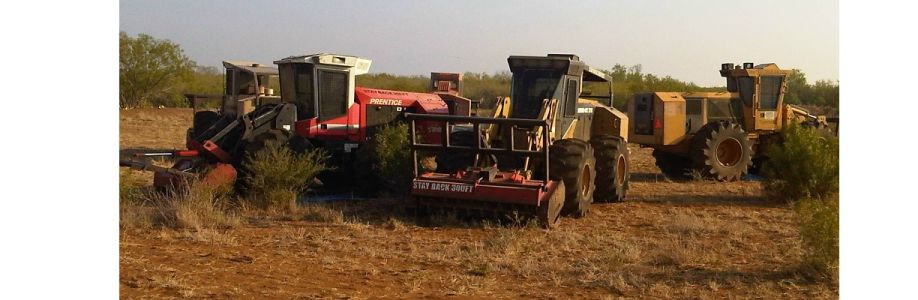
[759,76,782,110]
[737,77,755,107]
[318,70,348,120]
[235,71,255,95]
[707,99,734,121]
[686,99,703,115]
[564,79,578,116]
[510,69,561,119]
[293,64,315,118]
[225,71,233,96]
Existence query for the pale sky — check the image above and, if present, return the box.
[120,0,838,87]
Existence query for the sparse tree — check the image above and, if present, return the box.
[119,31,195,108]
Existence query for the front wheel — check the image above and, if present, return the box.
[549,139,596,218]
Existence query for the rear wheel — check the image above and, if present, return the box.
[537,181,565,229]
[652,149,692,179]
[192,111,220,136]
[243,129,291,157]
[549,139,596,218]
[691,122,753,181]
[590,135,629,202]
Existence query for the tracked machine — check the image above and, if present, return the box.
[407,54,630,228]
[122,53,473,190]
[628,62,836,180]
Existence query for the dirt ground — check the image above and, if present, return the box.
[119,108,837,299]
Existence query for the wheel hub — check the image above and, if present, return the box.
[615,156,626,184]
[715,138,743,167]
[580,166,591,197]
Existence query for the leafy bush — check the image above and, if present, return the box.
[796,194,839,277]
[363,123,413,194]
[242,142,331,210]
[761,124,839,278]
[762,124,839,199]
[120,32,195,108]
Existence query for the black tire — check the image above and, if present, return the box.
[690,122,753,181]
[549,139,596,218]
[590,135,629,203]
[287,135,314,154]
[187,111,221,143]
[192,111,220,136]
[652,149,692,179]
[243,129,291,157]
[435,130,476,173]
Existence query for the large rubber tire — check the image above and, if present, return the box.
[435,131,476,173]
[690,122,753,181]
[537,181,565,229]
[590,135,629,203]
[243,129,291,157]
[549,139,596,218]
[192,111,220,136]
[652,149,692,179]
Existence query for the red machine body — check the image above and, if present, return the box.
[413,170,561,207]
[128,54,472,192]
[293,87,452,144]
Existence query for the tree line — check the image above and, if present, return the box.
[120,32,839,110]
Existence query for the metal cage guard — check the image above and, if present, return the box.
[405,113,551,183]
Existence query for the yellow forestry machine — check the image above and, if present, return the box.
[628,62,835,180]
[407,54,630,228]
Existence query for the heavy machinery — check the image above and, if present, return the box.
[628,62,834,180]
[407,54,630,228]
[121,53,473,190]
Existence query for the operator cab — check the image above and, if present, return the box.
[720,62,791,131]
[274,54,372,121]
[507,54,614,139]
[222,61,279,117]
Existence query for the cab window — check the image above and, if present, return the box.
[759,76,783,110]
[737,77,755,107]
[318,69,349,121]
[564,79,578,116]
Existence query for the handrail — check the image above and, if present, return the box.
[405,113,551,181]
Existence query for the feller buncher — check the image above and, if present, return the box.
[407,54,630,228]
[628,62,835,180]
[121,53,473,190]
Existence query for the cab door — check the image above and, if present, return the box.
[754,76,784,131]
[314,68,350,140]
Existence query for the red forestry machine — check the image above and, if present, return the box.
[121,53,474,190]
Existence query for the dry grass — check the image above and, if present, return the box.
[300,203,345,223]
[120,177,240,237]
[120,109,837,299]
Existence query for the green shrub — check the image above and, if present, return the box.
[796,194,839,278]
[761,124,839,278]
[761,124,839,199]
[243,142,331,209]
[363,123,413,194]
